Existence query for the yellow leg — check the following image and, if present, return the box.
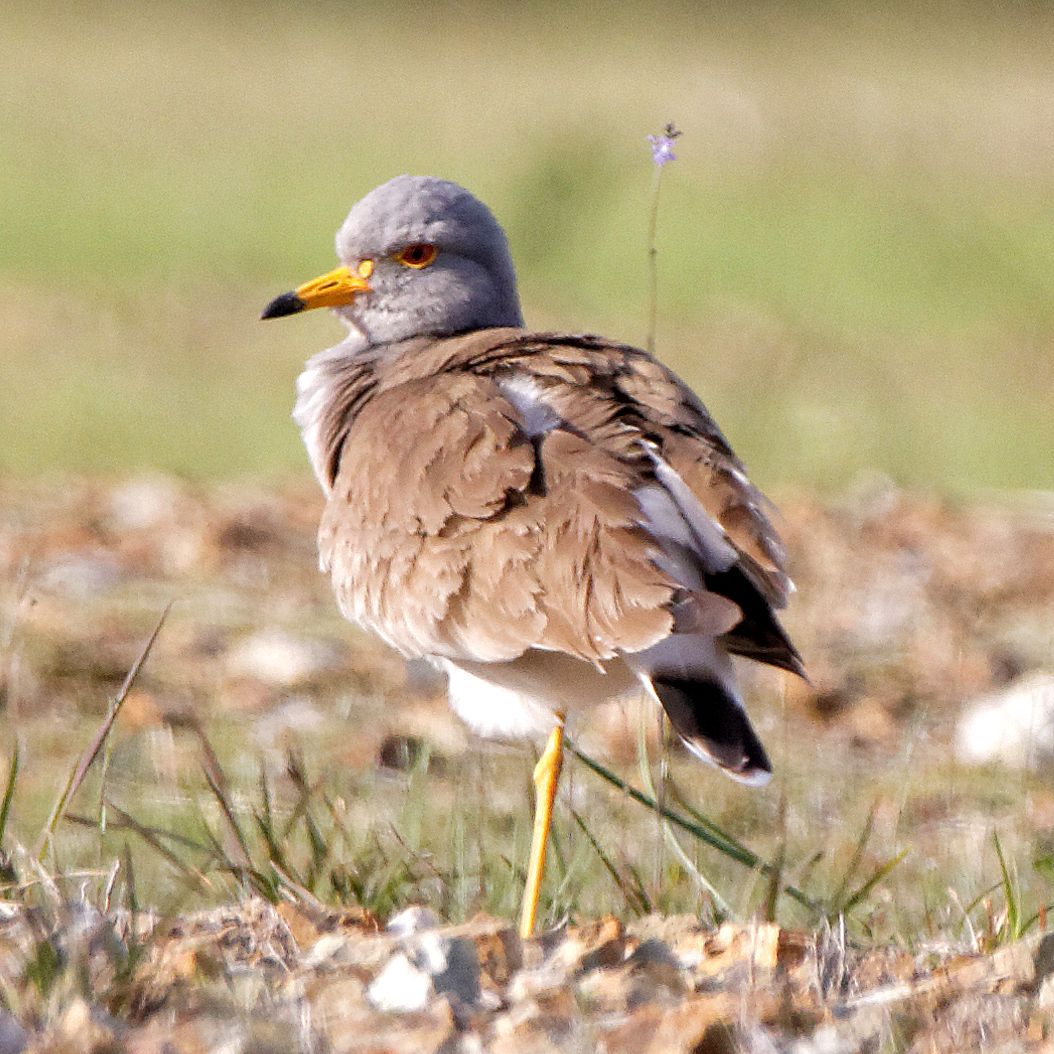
[519,717,565,939]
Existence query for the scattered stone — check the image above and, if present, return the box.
[276,900,328,951]
[105,475,184,533]
[0,1013,27,1054]
[226,627,345,688]
[955,672,1054,770]
[598,998,737,1054]
[910,991,1032,1052]
[252,696,328,743]
[366,949,435,1012]
[321,993,459,1054]
[387,905,440,935]
[40,997,119,1054]
[37,552,125,599]
[449,915,522,991]
[368,929,481,1012]
[1039,973,1054,1011]
[1,898,1054,1051]
[486,989,581,1054]
[301,929,399,971]
[787,1024,857,1054]
[548,915,627,975]
[7,481,1054,1049]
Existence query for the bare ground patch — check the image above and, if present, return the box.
[1,477,1053,1050]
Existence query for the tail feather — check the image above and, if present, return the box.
[650,674,771,786]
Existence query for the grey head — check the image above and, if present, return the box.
[262,175,524,347]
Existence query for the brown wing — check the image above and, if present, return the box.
[318,367,675,664]
[318,329,802,677]
[480,332,804,677]
[489,333,792,602]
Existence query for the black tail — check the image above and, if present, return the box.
[651,674,771,785]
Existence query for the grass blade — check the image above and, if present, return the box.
[64,811,209,853]
[103,800,213,895]
[568,740,820,915]
[829,803,878,912]
[570,806,650,916]
[0,742,19,847]
[839,848,910,917]
[201,766,252,873]
[994,832,1023,942]
[635,713,731,917]
[122,841,140,914]
[35,603,172,860]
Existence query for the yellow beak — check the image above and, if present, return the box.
[261,264,371,319]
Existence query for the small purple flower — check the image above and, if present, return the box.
[646,123,682,167]
[647,135,676,166]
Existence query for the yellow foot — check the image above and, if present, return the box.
[518,718,565,939]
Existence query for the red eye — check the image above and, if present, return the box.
[395,243,438,269]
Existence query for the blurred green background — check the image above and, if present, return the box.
[3,0,1053,491]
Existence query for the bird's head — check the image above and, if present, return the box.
[261,175,524,345]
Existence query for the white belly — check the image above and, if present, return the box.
[437,650,640,742]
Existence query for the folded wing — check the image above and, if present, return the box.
[317,329,804,780]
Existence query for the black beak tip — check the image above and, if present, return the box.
[261,291,306,320]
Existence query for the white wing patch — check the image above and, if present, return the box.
[634,447,737,584]
[497,374,563,437]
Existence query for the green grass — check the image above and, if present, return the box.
[2,621,1051,947]
[4,710,1052,950]
[1,0,1052,944]
[3,0,1054,488]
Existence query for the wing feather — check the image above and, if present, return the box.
[317,328,802,678]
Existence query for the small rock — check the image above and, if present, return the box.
[546,916,626,975]
[106,475,183,532]
[312,978,460,1053]
[577,938,688,1015]
[415,931,482,1005]
[1039,973,1054,1011]
[252,697,327,742]
[788,1024,857,1054]
[302,930,398,970]
[507,961,570,1005]
[448,915,522,991]
[626,939,688,995]
[387,906,440,936]
[367,951,435,1012]
[367,931,481,1012]
[276,901,327,951]
[0,1013,26,1054]
[226,628,344,688]
[487,991,579,1054]
[46,997,119,1053]
[599,998,737,1054]
[910,991,1031,1051]
[626,914,703,945]
[38,553,124,599]
[276,901,380,953]
[954,672,1054,769]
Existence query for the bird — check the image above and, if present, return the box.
[261,175,804,938]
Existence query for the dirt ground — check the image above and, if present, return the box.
[1,476,1053,1051]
